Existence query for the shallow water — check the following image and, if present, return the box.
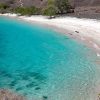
[0,16,100,100]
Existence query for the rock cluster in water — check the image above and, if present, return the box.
[0,89,25,100]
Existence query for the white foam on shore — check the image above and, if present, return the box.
[0,13,18,17]
[97,53,100,57]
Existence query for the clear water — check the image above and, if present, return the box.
[0,16,99,100]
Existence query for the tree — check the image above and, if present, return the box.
[0,3,9,9]
[55,0,71,14]
[47,0,54,5]
[0,3,9,13]
[42,0,57,18]
[43,5,57,17]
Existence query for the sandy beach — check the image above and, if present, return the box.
[0,13,100,57]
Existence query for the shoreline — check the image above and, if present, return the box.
[0,13,100,100]
[0,13,100,58]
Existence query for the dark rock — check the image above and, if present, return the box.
[75,31,79,33]
[16,87,23,91]
[21,75,29,80]
[43,96,48,100]
[35,87,41,90]
[26,82,38,88]
[29,72,46,83]
[9,80,16,87]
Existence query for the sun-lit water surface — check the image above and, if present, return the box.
[0,16,100,100]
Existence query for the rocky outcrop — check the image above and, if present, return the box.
[75,6,100,14]
[0,89,25,100]
[0,0,100,8]
[69,0,100,7]
[0,0,47,8]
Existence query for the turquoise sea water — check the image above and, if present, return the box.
[0,16,100,100]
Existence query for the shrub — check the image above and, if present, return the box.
[55,0,72,14]
[42,5,57,17]
[0,3,9,9]
[14,6,41,15]
[42,0,58,17]
[0,3,9,13]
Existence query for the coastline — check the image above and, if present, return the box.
[0,13,100,100]
[0,13,100,58]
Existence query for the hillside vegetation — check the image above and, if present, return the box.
[0,0,100,16]
[0,0,73,16]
